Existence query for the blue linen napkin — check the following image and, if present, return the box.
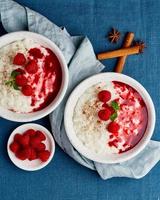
[0,0,160,179]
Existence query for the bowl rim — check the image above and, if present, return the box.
[64,72,156,163]
[0,31,69,122]
[7,123,55,171]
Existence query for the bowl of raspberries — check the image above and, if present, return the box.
[7,123,55,171]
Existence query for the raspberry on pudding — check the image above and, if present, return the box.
[73,81,148,154]
[0,39,62,113]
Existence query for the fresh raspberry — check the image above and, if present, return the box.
[30,136,41,148]
[110,132,119,137]
[15,75,28,86]
[113,132,119,137]
[14,133,22,143]
[9,142,19,153]
[15,68,25,74]
[13,53,26,66]
[107,122,120,133]
[35,142,46,152]
[38,150,50,162]
[98,108,111,121]
[21,85,33,96]
[24,129,35,137]
[98,90,111,102]
[35,131,46,141]
[15,150,28,160]
[19,135,30,147]
[29,48,43,58]
[23,147,32,158]
[28,148,37,161]
[25,60,38,74]
[102,103,114,114]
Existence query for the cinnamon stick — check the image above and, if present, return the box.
[97,46,140,60]
[114,32,134,73]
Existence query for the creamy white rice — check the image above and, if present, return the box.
[73,82,119,154]
[0,39,48,113]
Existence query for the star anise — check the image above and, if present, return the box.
[133,40,146,53]
[108,28,121,43]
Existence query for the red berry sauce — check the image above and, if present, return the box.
[24,47,62,112]
[108,81,148,153]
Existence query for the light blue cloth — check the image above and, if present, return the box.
[0,0,160,180]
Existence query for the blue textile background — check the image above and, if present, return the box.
[0,0,160,199]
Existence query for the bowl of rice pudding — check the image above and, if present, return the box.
[64,73,155,163]
[0,31,68,122]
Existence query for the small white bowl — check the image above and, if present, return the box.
[0,31,68,122]
[7,123,55,171]
[64,72,156,163]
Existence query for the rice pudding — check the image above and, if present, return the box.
[73,81,148,154]
[0,39,62,113]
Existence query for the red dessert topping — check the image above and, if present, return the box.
[8,46,62,112]
[98,108,111,121]
[107,122,120,133]
[21,85,33,96]
[106,81,148,153]
[98,90,111,102]
[102,103,115,114]
[109,135,114,139]
[29,48,43,58]
[25,60,38,74]
[15,75,28,86]
[45,48,60,70]
[108,139,118,148]
[13,53,26,66]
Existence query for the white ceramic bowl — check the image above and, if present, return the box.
[0,31,68,122]
[7,123,55,171]
[64,73,156,163]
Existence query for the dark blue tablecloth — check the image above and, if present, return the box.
[0,0,160,199]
